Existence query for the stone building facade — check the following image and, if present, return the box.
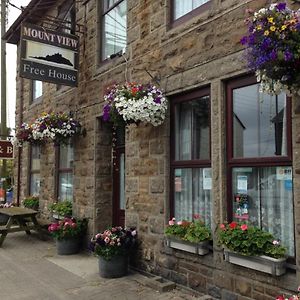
[4,0,300,299]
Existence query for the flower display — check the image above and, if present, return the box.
[165,217,211,243]
[89,226,137,260]
[48,217,88,240]
[102,82,167,126]
[241,3,300,94]
[15,112,83,145]
[218,222,286,258]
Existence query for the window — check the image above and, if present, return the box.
[101,0,127,60]
[29,145,41,195]
[227,76,294,257]
[171,0,210,24]
[170,88,212,226]
[32,80,43,101]
[57,143,74,202]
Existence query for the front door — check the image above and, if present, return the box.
[113,127,125,227]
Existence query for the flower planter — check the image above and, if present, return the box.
[56,237,81,255]
[166,237,209,255]
[98,255,128,278]
[224,249,286,276]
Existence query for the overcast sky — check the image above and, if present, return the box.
[5,0,31,130]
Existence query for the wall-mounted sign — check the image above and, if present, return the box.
[20,23,79,87]
[0,140,13,159]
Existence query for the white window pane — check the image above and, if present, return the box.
[30,174,40,195]
[174,168,212,227]
[58,173,73,202]
[102,0,127,59]
[33,80,43,100]
[59,143,74,169]
[173,0,209,20]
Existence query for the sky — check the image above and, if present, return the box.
[5,0,31,130]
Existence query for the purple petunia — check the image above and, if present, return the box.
[276,3,286,11]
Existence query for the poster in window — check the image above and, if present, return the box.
[237,175,248,193]
[276,167,292,181]
[203,168,212,190]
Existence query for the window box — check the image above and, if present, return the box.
[224,249,286,276]
[166,237,209,255]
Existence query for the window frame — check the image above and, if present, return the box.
[170,0,211,28]
[29,144,41,195]
[226,75,294,260]
[170,87,211,218]
[55,143,74,202]
[100,0,127,62]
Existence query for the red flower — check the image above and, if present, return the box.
[241,224,248,231]
[229,222,238,229]
[131,87,139,95]
[276,296,285,300]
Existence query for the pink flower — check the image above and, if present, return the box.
[104,237,110,244]
[241,224,248,231]
[131,230,137,236]
[276,296,285,300]
[177,221,183,225]
[219,224,226,230]
[168,219,175,226]
[273,240,280,245]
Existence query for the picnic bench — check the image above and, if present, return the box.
[0,207,41,247]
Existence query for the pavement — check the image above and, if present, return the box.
[0,232,212,300]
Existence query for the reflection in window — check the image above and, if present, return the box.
[233,85,287,158]
[232,167,294,256]
[175,96,210,160]
[29,145,41,195]
[58,143,74,202]
[102,0,127,60]
[173,0,209,20]
[32,80,43,101]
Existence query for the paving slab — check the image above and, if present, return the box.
[0,232,210,299]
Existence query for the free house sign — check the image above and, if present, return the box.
[20,23,79,87]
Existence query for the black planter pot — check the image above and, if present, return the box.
[98,255,128,278]
[56,237,81,255]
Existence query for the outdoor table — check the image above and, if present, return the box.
[0,207,40,247]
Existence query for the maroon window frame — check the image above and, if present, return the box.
[170,87,211,218]
[169,0,211,28]
[226,75,292,221]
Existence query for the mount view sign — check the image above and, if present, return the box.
[20,23,79,87]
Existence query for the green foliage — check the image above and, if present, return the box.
[217,222,286,259]
[49,201,72,217]
[23,196,39,210]
[165,219,211,243]
[48,217,88,241]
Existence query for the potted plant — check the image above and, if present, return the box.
[165,217,211,255]
[23,196,39,211]
[48,217,88,255]
[241,2,300,95]
[49,201,72,220]
[218,222,287,276]
[89,226,137,278]
[102,82,168,126]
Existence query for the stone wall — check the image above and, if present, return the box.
[13,0,300,298]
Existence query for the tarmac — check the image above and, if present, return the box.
[0,232,213,300]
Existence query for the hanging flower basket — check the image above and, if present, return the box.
[241,3,300,94]
[102,82,168,126]
[15,112,83,146]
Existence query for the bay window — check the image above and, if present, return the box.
[227,76,294,257]
[170,88,212,225]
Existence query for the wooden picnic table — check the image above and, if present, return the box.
[0,207,41,247]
